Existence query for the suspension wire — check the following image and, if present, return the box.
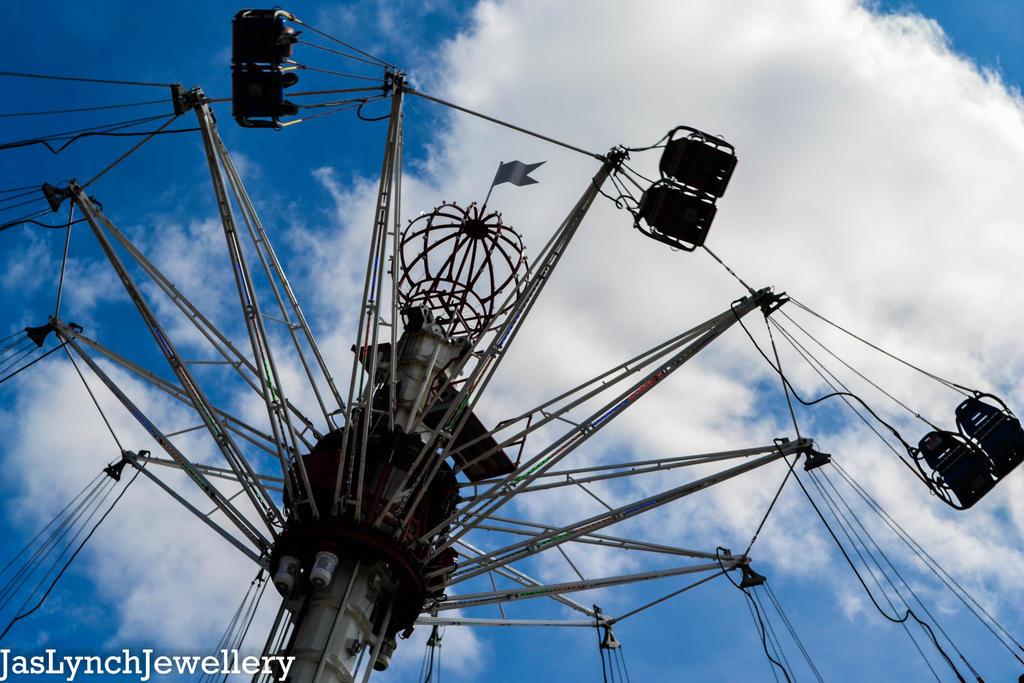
[0,70,173,87]
[764,311,803,441]
[0,337,36,368]
[617,645,632,683]
[619,160,658,186]
[64,346,125,453]
[83,114,184,188]
[760,317,963,680]
[0,480,113,611]
[732,301,927,480]
[745,597,782,683]
[422,625,442,683]
[806,470,945,682]
[283,60,389,82]
[0,473,103,579]
[612,645,628,683]
[752,587,795,679]
[778,309,940,430]
[294,40,388,68]
[278,97,387,127]
[298,95,387,110]
[0,188,41,204]
[789,298,972,396]
[0,341,68,386]
[0,335,33,355]
[55,202,75,317]
[0,196,46,213]
[0,209,55,232]
[234,573,269,657]
[406,87,605,161]
[0,184,45,194]
[719,549,793,683]
[0,474,107,608]
[831,460,1024,666]
[203,569,268,683]
[0,98,169,118]
[764,583,824,683]
[0,342,40,378]
[701,245,757,295]
[770,320,908,462]
[0,466,141,641]
[744,453,798,556]
[611,571,725,623]
[286,17,392,67]
[596,609,610,683]
[0,328,27,344]
[791,469,967,681]
[815,467,984,679]
[0,113,173,153]
[288,86,389,98]
[8,477,119,616]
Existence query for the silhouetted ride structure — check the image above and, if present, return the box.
[1,7,1022,683]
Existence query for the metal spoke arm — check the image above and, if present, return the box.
[435,561,731,612]
[453,539,597,619]
[463,442,793,498]
[67,184,284,534]
[194,99,317,520]
[415,617,604,628]
[83,195,320,450]
[123,451,266,567]
[55,322,281,456]
[446,317,715,470]
[201,89,346,429]
[137,453,285,493]
[474,516,730,560]
[333,77,406,519]
[444,437,812,583]
[429,288,783,553]
[380,151,625,531]
[55,331,273,553]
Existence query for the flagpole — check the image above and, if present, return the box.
[482,162,502,210]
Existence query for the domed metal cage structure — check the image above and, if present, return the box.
[397,202,527,342]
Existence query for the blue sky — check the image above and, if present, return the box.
[2,1,1024,681]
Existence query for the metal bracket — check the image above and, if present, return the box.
[41,182,70,212]
[760,290,790,315]
[803,446,832,471]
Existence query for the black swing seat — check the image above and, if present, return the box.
[955,397,1024,478]
[918,431,995,508]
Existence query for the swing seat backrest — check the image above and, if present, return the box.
[955,398,1024,478]
[918,431,995,508]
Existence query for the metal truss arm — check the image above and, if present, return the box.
[56,331,272,553]
[435,561,731,612]
[201,90,346,430]
[333,79,406,520]
[452,539,596,619]
[84,197,320,450]
[464,443,790,498]
[124,452,265,567]
[194,100,317,520]
[415,617,602,628]
[445,437,811,583]
[67,184,284,534]
[475,516,729,560]
[446,317,715,470]
[380,151,623,531]
[428,288,781,556]
[58,323,280,457]
[138,454,285,493]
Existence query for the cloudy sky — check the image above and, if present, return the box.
[2,0,1023,681]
